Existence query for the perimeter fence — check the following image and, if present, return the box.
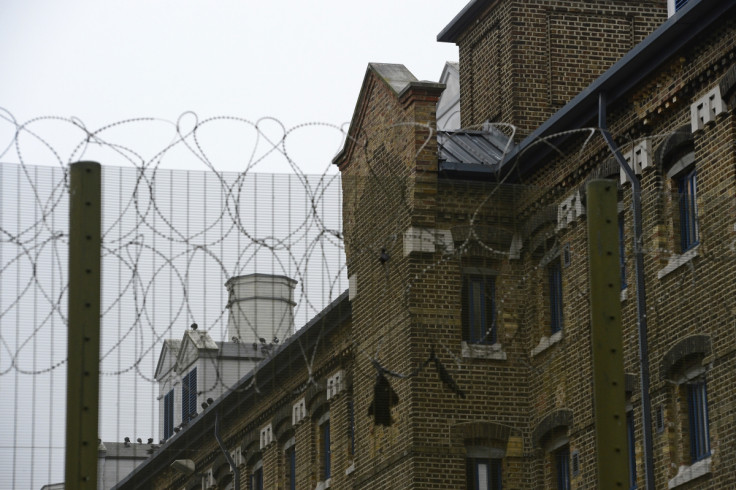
[1,112,735,489]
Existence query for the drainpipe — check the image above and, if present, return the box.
[598,92,655,490]
[215,410,240,490]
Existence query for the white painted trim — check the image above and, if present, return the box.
[667,0,676,17]
[668,456,712,488]
[348,275,357,300]
[657,245,699,279]
[691,85,727,131]
[461,341,507,360]
[531,331,563,357]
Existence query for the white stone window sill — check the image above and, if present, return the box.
[461,341,507,360]
[658,245,699,279]
[620,287,628,302]
[668,456,711,488]
[531,330,563,357]
[315,478,332,490]
[345,462,355,476]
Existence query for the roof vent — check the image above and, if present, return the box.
[225,274,297,344]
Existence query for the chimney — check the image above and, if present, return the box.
[225,274,297,344]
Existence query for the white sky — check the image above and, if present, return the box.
[0,1,465,488]
[1,0,464,173]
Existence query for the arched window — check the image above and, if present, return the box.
[455,422,511,490]
[666,151,698,253]
[532,409,573,490]
[660,335,713,487]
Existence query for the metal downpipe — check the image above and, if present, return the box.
[215,410,240,490]
[598,92,655,490]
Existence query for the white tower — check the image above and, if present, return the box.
[225,274,297,344]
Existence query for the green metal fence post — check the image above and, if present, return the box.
[65,161,102,489]
[586,179,629,488]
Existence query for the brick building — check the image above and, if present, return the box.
[115,0,736,488]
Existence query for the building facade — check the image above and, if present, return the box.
[115,0,736,488]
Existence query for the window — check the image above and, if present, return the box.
[181,368,197,421]
[555,446,571,490]
[627,411,637,489]
[348,398,355,459]
[661,336,713,487]
[321,419,331,481]
[285,446,296,490]
[548,261,563,334]
[687,379,710,463]
[163,390,174,440]
[466,457,502,490]
[462,275,496,344]
[668,0,690,16]
[250,462,263,490]
[619,215,627,290]
[676,168,698,252]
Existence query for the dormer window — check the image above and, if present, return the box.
[462,274,496,344]
[181,368,197,421]
[668,0,690,17]
[163,390,174,440]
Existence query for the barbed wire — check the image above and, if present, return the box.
[1,109,735,488]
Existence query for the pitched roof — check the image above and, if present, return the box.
[113,291,351,489]
[153,339,181,380]
[100,441,156,459]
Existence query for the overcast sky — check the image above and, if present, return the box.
[1,0,465,173]
[0,1,466,487]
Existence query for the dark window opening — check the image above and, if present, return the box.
[555,446,571,490]
[687,379,711,463]
[677,168,698,252]
[181,368,197,421]
[466,457,502,490]
[163,390,174,440]
[462,275,496,344]
[548,261,563,334]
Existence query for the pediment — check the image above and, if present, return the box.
[154,339,181,380]
[176,336,200,372]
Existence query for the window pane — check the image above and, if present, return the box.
[477,461,489,488]
[678,170,698,252]
[164,390,174,439]
[471,277,485,342]
[627,411,637,489]
[556,447,570,490]
[688,380,710,462]
[251,467,263,490]
[466,457,502,490]
[286,447,296,490]
[619,215,627,289]
[549,262,563,334]
[464,275,495,344]
[323,421,331,479]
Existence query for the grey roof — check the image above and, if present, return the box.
[438,124,514,173]
[100,441,155,459]
[182,328,218,350]
[438,0,493,43]
[216,340,266,359]
[368,62,418,94]
[162,339,181,355]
